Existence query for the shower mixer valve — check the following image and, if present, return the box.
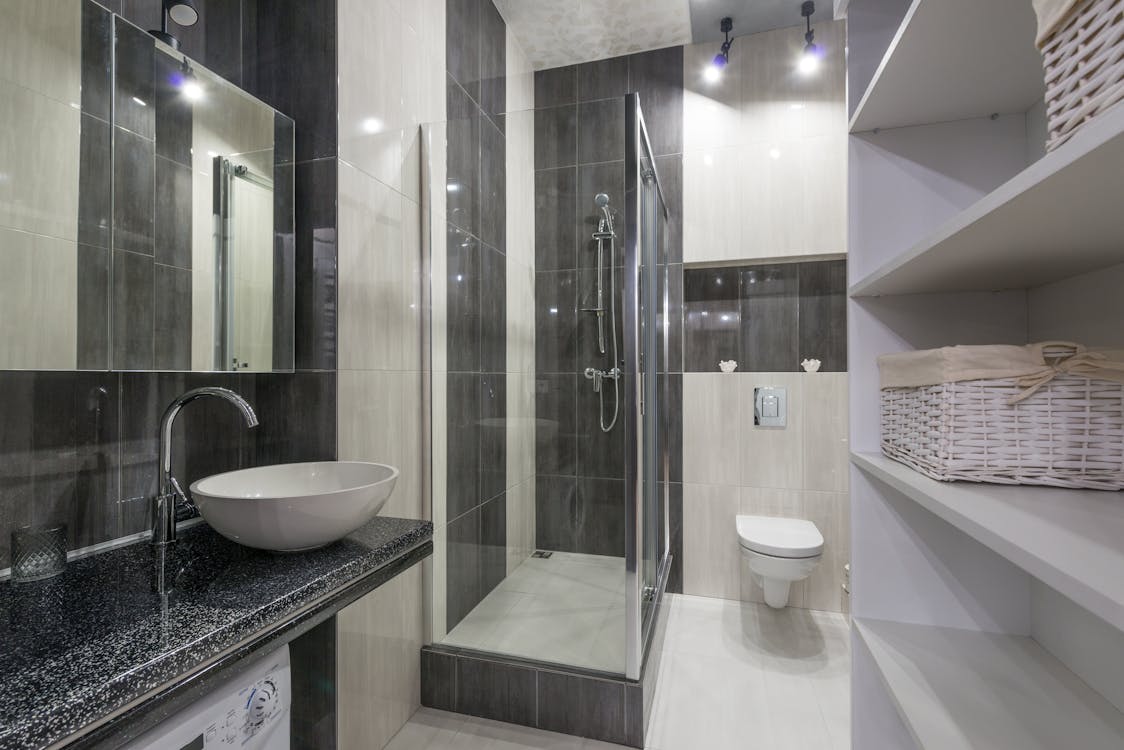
[584,367,622,393]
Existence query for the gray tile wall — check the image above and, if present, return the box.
[420,588,672,747]
[0,0,338,571]
[532,49,684,585]
[445,0,509,633]
[683,259,848,373]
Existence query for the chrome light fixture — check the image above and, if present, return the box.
[149,0,200,51]
[798,1,821,74]
[705,17,735,83]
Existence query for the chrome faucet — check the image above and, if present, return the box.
[152,387,258,594]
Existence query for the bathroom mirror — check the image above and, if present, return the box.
[0,1,294,372]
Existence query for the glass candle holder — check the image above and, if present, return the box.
[11,524,67,583]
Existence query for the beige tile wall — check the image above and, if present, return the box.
[0,1,83,369]
[682,372,850,613]
[337,561,428,750]
[505,33,536,575]
[335,0,444,747]
[682,20,846,264]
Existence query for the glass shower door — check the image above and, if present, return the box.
[624,93,670,679]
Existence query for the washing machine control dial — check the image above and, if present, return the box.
[244,677,280,736]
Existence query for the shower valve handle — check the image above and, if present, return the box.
[584,367,602,393]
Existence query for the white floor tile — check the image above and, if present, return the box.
[406,594,850,750]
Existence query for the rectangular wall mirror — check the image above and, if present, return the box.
[0,0,295,372]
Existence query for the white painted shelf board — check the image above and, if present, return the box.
[850,102,1124,297]
[854,618,1124,750]
[852,452,1124,632]
[848,0,1044,133]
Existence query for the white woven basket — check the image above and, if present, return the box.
[1041,0,1124,151]
[881,374,1124,491]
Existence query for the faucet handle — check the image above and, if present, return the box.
[169,475,193,508]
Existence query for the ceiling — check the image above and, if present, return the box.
[495,0,838,71]
[493,0,694,71]
[689,0,822,44]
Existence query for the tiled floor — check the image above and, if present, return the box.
[394,594,851,749]
[441,551,627,674]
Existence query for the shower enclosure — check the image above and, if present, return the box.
[427,93,672,683]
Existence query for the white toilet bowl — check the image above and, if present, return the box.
[736,515,824,609]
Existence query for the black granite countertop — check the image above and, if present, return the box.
[0,516,432,750]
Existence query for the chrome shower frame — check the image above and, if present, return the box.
[622,93,672,680]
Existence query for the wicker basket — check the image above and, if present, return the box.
[880,346,1124,491]
[1041,0,1124,151]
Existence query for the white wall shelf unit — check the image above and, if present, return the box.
[847,0,1124,743]
[850,102,1124,297]
[855,617,1124,750]
[848,0,1045,133]
[852,452,1124,633]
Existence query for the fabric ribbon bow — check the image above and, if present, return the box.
[1012,348,1124,403]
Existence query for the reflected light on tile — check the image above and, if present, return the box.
[132,96,147,107]
[768,147,782,160]
[361,116,383,134]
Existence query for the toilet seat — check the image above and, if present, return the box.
[736,515,824,559]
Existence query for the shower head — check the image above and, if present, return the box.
[594,193,615,233]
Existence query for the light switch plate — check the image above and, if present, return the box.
[754,386,787,427]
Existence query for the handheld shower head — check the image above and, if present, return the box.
[594,193,615,233]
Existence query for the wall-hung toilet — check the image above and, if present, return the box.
[736,515,824,609]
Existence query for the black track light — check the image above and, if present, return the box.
[706,17,735,83]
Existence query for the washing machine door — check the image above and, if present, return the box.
[121,645,291,750]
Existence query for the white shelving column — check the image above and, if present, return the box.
[845,1,1124,747]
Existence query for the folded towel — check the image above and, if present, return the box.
[1033,0,1083,46]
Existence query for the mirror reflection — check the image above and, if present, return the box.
[0,0,294,372]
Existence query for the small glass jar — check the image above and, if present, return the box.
[11,524,67,583]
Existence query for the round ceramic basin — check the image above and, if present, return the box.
[190,461,398,552]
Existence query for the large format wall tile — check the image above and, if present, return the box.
[247,0,337,162]
[682,21,845,265]
[337,370,424,520]
[684,259,846,373]
[0,0,82,104]
[682,149,741,265]
[0,78,81,242]
[337,562,426,750]
[337,164,407,372]
[627,46,683,158]
[532,46,684,560]
[681,371,849,612]
[0,230,77,369]
[682,373,740,487]
[682,482,741,600]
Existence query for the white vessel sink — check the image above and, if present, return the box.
[190,462,398,552]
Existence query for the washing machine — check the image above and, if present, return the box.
[122,645,291,750]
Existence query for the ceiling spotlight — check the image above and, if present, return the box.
[149,0,200,50]
[179,60,203,101]
[706,17,734,83]
[798,1,822,75]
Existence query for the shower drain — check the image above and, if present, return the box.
[531,550,553,559]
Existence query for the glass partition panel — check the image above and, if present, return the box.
[426,94,670,681]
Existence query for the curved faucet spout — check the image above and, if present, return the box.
[158,387,258,499]
[153,387,258,594]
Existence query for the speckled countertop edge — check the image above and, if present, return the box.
[0,517,432,750]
